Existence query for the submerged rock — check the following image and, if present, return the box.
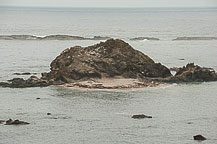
[42,39,171,82]
[173,37,217,41]
[130,37,160,41]
[132,114,152,119]
[193,134,207,141]
[5,119,30,125]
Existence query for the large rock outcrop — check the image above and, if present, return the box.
[41,39,172,82]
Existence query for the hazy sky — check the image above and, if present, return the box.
[1,0,217,7]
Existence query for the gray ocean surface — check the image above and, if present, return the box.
[0,7,217,144]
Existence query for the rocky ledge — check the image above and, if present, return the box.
[0,39,217,89]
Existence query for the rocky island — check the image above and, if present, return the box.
[0,39,217,89]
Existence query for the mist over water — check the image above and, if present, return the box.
[0,7,217,144]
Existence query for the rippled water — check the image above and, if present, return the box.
[0,7,217,144]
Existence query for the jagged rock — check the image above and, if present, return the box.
[173,37,217,41]
[5,119,30,125]
[42,39,171,82]
[132,114,152,119]
[130,37,160,41]
[193,134,207,141]
[168,63,217,82]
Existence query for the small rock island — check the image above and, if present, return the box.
[0,39,217,89]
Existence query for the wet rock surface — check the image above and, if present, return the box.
[132,114,152,119]
[193,134,207,141]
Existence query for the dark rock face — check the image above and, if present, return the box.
[173,37,217,41]
[193,134,207,141]
[168,63,217,82]
[0,76,49,88]
[130,37,160,41]
[42,39,172,82]
[5,119,30,125]
[132,114,152,119]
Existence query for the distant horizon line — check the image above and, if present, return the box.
[0,5,217,9]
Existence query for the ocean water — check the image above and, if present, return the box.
[0,7,217,144]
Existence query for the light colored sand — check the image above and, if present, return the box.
[55,77,166,91]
